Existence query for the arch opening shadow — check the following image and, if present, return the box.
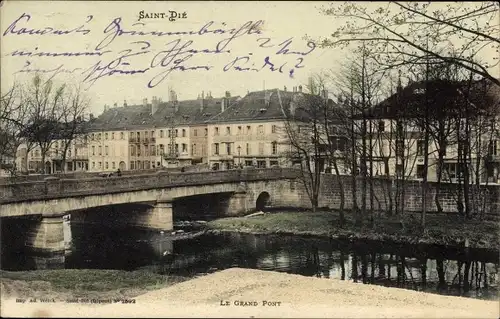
[256,192,271,212]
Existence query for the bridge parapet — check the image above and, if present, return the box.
[0,168,302,204]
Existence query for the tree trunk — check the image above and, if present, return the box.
[333,159,346,227]
[435,146,445,214]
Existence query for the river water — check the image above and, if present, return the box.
[1,219,498,301]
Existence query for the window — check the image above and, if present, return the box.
[175,129,178,137]
[151,145,156,156]
[92,133,95,140]
[272,125,277,133]
[193,144,197,155]
[130,145,135,156]
[175,143,179,153]
[98,146,102,156]
[111,132,115,140]
[417,164,425,178]
[105,146,109,156]
[215,127,219,136]
[378,121,385,132]
[120,132,124,139]
[246,125,251,135]
[214,143,220,155]
[98,133,102,140]
[488,140,498,156]
[194,129,198,137]
[258,143,264,155]
[151,130,155,137]
[258,125,264,135]
[226,126,231,135]
[226,143,231,155]
[92,146,95,156]
[204,128,208,136]
[246,143,250,155]
[130,161,135,170]
[159,144,165,155]
[112,162,116,169]
[105,133,108,140]
[416,140,425,156]
[272,141,277,155]
[92,162,95,168]
[98,162,102,169]
[182,129,186,137]
[182,143,187,153]
[238,126,242,135]
[160,130,164,138]
[168,130,171,137]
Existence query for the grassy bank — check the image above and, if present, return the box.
[207,210,499,250]
[0,269,188,300]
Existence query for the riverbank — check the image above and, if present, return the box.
[1,268,497,318]
[207,210,499,250]
[0,269,188,301]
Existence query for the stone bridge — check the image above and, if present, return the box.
[0,168,307,254]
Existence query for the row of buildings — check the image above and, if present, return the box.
[13,80,500,183]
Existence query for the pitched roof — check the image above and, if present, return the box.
[88,96,240,132]
[207,89,338,124]
[357,78,500,120]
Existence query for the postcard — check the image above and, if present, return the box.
[1,0,498,318]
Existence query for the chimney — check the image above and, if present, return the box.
[151,96,159,115]
[123,99,127,107]
[221,98,227,113]
[200,91,205,111]
[264,91,270,106]
[143,98,148,107]
[104,104,109,112]
[225,91,231,98]
[298,85,302,93]
[284,86,287,92]
[174,100,179,113]
[90,113,94,120]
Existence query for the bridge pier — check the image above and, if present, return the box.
[141,200,174,231]
[26,215,65,254]
[226,184,250,216]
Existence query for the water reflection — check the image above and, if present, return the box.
[1,222,498,301]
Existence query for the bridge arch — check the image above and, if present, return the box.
[255,191,270,212]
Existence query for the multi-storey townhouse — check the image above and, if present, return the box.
[356,79,500,183]
[206,87,343,171]
[17,134,89,174]
[86,92,239,172]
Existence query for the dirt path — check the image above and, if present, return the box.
[2,268,498,318]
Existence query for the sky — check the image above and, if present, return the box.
[1,1,498,116]
[1,1,349,115]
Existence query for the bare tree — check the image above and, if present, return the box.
[277,88,326,213]
[0,85,28,175]
[58,85,90,172]
[319,2,500,86]
[21,75,66,174]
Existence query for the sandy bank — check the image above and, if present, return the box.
[2,268,498,318]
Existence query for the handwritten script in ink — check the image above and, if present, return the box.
[4,13,317,89]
